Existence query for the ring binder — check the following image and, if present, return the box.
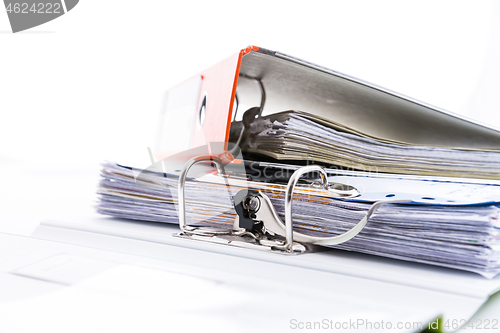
[174,156,409,254]
[97,45,500,276]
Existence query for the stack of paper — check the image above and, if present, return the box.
[238,111,500,179]
[97,162,500,278]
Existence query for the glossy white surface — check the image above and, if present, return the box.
[0,163,499,332]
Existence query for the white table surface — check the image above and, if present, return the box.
[1,160,500,333]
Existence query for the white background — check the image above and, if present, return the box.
[1,2,500,331]
[1,0,500,171]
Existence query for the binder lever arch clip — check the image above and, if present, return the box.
[174,156,409,254]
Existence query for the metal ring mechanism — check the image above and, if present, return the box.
[176,157,409,254]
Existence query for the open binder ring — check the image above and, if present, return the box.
[176,156,410,254]
[257,165,411,248]
[284,165,328,249]
[177,155,233,236]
